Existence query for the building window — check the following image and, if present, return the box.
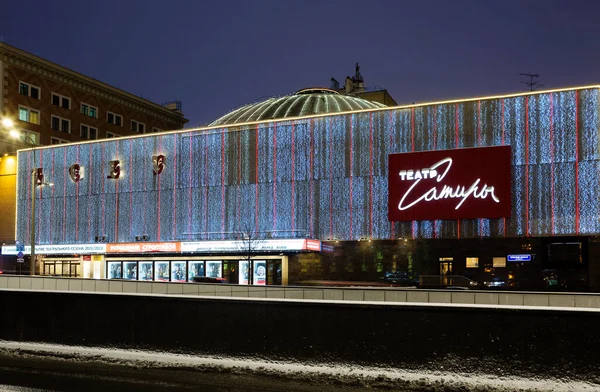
[51,93,71,109]
[18,106,40,125]
[131,120,145,133]
[15,130,40,145]
[493,257,506,268]
[107,111,123,126]
[466,257,479,268]
[81,103,98,118]
[51,137,69,145]
[51,115,71,133]
[152,127,163,133]
[19,81,40,99]
[106,131,120,138]
[80,124,98,140]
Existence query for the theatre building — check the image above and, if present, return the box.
[4,86,600,291]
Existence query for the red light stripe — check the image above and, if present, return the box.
[369,112,373,238]
[550,94,555,234]
[389,111,394,239]
[205,139,209,234]
[309,119,314,238]
[433,107,437,238]
[291,122,295,232]
[188,132,192,239]
[129,140,133,239]
[525,96,529,237]
[349,116,353,240]
[50,150,54,242]
[221,131,225,238]
[115,140,119,242]
[172,136,177,239]
[273,124,277,232]
[255,124,259,233]
[101,143,105,237]
[478,101,482,238]
[502,99,506,237]
[455,103,460,239]
[329,118,333,240]
[157,138,161,241]
[237,131,241,227]
[575,91,580,234]
[88,147,93,241]
[411,108,416,239]
[75,145,79,241]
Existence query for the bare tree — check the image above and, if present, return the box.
[235,224,265,285]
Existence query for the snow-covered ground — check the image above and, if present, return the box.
[0,341,598,392]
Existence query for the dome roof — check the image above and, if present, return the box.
[209,88,387,126]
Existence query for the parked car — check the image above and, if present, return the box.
[191,276,226,284]
[381,271,419,287]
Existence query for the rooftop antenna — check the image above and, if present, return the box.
[520,73,545,92]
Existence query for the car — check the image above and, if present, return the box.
[191,276,226,284]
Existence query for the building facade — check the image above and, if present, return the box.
[0,42,188,245]
[6,86,600,291]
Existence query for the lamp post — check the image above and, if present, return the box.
[8,127,52,276]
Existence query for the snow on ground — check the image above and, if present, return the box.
[0,341,598,392]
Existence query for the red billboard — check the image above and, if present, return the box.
[388,146,511,221]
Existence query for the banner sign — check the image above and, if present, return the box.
[106,242,180,253]
[2,243,106,255]
[180,239,321,253]
[388,146,512,221]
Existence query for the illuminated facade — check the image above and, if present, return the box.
[7,86,600,290]
[0,42,188,246]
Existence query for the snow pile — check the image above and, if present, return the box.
[0,341,598,392]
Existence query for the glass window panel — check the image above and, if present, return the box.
[30,87,39,99]
[188,261,205,280]
[29,110,39,124]
[171,261,186,282]
[138,261,153,281]
[205,261,222,278]
[19,108,28,122]
[108,262,122,279]
[115,115,122,126]
[466,257,479,268]
[19,83,28,95]
[80,125,88,138]
[81,104,88,115]
[239,260,249,285]
[52,94,60,106]
[493,257,506,268]
[139,123,144,133]
[253,260,267,285]
[108,113,114,124]
[61,97,70,109]
[123,262,137,280]
[61,119,69,133]
[90,107,97,118]
[51,116,59,130]
[90,127,97,139]
[155,261,169,281]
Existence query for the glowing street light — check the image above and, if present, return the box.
[10,130,52,275]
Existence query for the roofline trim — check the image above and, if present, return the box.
[15,84,600,152]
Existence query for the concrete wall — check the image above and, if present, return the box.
[0,288,599,382]
[2,275,600,308]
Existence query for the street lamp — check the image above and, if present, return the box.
[9,129,52,275]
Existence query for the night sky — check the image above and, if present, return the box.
[1,0,599,128]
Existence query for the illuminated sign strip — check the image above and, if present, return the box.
[1,239,323,255]
[180,239,319,253]
[2,244,106,255]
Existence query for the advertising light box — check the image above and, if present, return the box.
[388,146,512,221]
